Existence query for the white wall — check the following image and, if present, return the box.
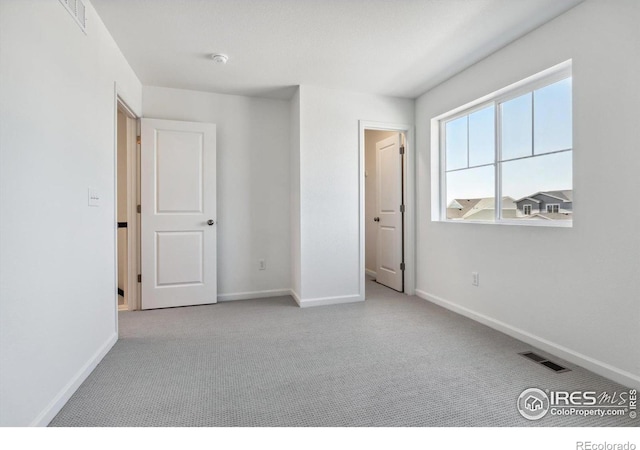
[296,86,414,304]
[0,0,142,426]
[143,86,291,299]
[364,130,397,275]
[415,0,640,388]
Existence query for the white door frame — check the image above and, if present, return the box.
[113,84,140,337]
[359,121,416,298]
[119,101,139,312]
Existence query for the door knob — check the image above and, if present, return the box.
[374,217,380,222]
[207,219,215,226]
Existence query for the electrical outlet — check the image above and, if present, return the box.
[259,259,266,270]
[472,272,479,287]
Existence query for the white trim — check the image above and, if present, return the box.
[290,289,302,306]
[217,289,292,302]
[442,218,572,228]
[296,294,364,308]
[113,84,141,330]
[30,333,118,426]
[431,60,573,228]
[404,127,417,296]
[359,121,416,298]
[432,60,572,124]
[126,114,138,311]
[117,95,138,120]
[116,97,140,312]
[415,290,640,390]
[431,120,442,221]
[523,204,532,215]
[112,84,119,336]
[135,119,142,308]
[365,269,377,278]
[495,99,502,222]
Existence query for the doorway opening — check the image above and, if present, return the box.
[365,129,405,292]
[116,98,140,311]
[359,121,415,299]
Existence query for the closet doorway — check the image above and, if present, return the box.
[116,98,140,311]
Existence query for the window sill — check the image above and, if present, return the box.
[436,219,573,228]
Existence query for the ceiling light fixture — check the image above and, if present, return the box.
[210,53,229,64]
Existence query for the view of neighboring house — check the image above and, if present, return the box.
[447,197,517,221]
[447,190,573,221]
[513,190,573,220]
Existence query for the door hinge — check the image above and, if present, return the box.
[399,145,405,155]
[137,274,141,283]
[400,204,405,213]
[400,262,405,271]
[137,204,141,213]
[136,135,141,145]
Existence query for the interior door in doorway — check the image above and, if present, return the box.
[375,133,403,292]
[140,118,217,309]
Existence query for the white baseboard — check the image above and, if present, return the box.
[217,289,364,309]
[290,289,302,306]
[297,294,364,308]
[365,269,377,278]
[217,289,291,302]
[30,332,118,427]
[415,290,640,390]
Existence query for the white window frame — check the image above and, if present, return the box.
[546,204,560,213]
[523,204,532,216]
[431,60,573,228]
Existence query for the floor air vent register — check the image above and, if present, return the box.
[519,351,571,373]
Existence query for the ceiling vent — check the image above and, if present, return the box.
[59,0,87,33]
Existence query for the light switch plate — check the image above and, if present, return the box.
[88,188,100,207]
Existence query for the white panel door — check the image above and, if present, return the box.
[375,133,403,292]
[140,118,217,309]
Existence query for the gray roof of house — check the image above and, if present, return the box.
[514,190,573,203]
[446,198,483,219]
[446,196,516,220]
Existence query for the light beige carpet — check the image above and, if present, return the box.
[50,279,637,427]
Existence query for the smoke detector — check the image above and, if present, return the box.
[210,53,229,64]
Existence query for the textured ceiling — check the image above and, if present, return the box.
[92,0,584,99]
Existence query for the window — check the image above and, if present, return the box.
[438,62,573,226]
